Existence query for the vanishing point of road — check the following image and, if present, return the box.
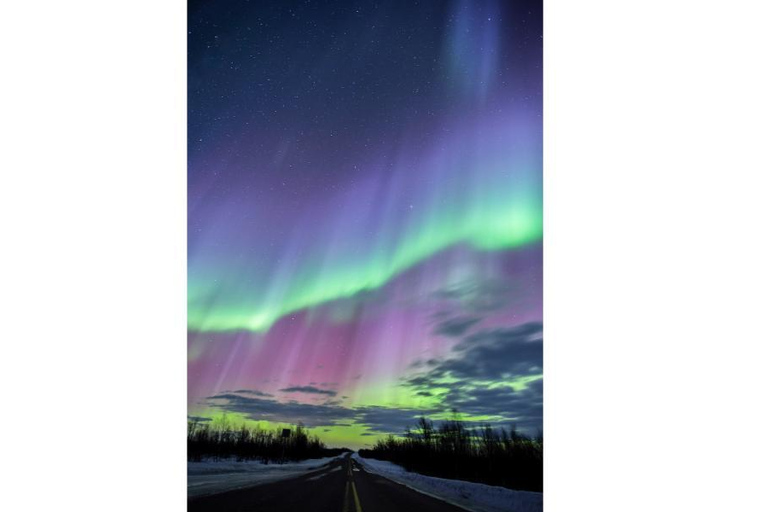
[188,453,467,512]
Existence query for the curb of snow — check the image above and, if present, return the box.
[351,453,542,512]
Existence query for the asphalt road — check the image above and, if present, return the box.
[188,453,467,512]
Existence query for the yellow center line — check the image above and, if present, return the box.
[342,457,363,512]
[342,481,350,512]
[351,480,362,512]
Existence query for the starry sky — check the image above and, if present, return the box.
[188,0,542,448]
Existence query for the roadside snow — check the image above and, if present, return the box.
[352,453,542,512]
[188,455,342,497]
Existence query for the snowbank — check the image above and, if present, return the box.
[352,453,542,512]
[188,455,342,497]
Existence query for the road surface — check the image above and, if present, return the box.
[188,453,467,512]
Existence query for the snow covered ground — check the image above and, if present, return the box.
[352,453,542,512]
[188,455,343,497]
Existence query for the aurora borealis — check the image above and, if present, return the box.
[189,0,542,448]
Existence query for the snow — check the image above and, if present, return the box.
[352,453,542,512]
[188,455,343,498]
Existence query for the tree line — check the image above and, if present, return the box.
[358,416,542,492]
[187,420,349,463]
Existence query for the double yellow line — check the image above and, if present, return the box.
[342,457,362,512]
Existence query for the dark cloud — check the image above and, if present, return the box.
[230,389,273,397]
[406,376,433,387]
[206,323,542,436]
[433,316,482,337]
[355,406,442,434]
[425,322,543,382]
[206,393,443,434]
[207,381,541,436]
[403,321,543,434]
[441,381,543,433]
[207,393,351,427]
[187,415,212,422]
[280,385,337,397]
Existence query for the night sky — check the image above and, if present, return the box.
[188,0,542,448]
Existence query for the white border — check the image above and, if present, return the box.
[1,1,767,510]
[545,1,768,510]
[1,1,187,509]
